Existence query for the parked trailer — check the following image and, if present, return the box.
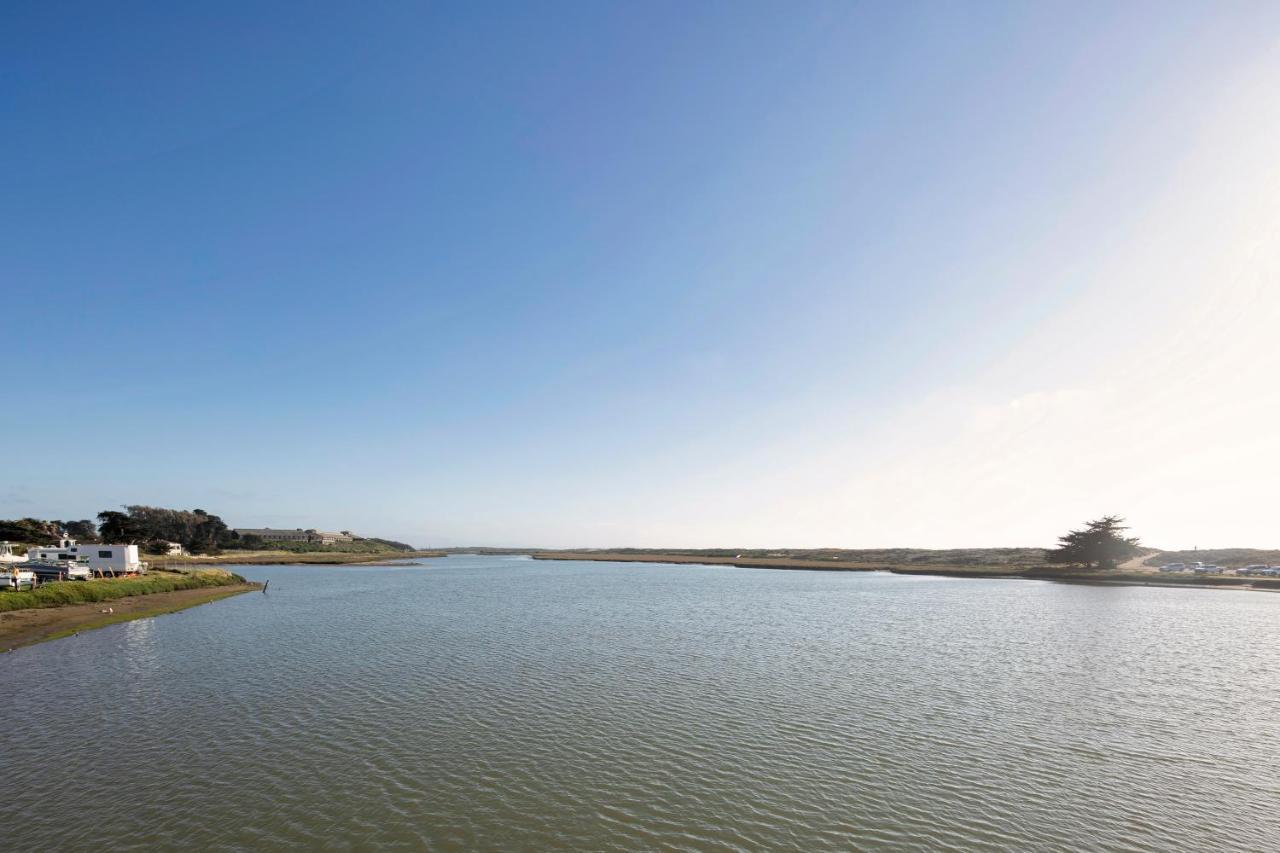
[24,538,145,576]
[26,560,92,582]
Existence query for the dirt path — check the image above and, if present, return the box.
[0,583,259,651]
[1119,550,1163,573]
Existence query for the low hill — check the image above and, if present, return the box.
[553,547,1050,569]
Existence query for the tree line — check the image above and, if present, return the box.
[0,517,97,544]
[0,507,235,555]
[97,506,234,554]
[2,506,414,555]
[4,509,1135,566]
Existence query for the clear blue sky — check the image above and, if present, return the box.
[6,2,1279,548]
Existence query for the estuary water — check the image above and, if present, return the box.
[2,556,1278,851]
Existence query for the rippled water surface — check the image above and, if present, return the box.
[3,556,1279,851]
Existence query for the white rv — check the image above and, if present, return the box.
[24,538,145,576]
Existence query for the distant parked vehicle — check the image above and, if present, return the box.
[1237,565,1269,576]
[1159,564,1186,573]
[3,567,36,590]
[1193,565,1224,575]
[0,541,29,565]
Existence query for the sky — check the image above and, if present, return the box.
[4,2,1279,549]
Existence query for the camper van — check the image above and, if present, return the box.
[24,538,145,576]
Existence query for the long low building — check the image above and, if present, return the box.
[234,527,355,545]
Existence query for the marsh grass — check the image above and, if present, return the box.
[0,569,247,612]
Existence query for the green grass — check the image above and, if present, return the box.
[0,569,248,612]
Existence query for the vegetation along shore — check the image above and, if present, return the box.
[0,569,259,650]
[149,549,445,568]
[2,506,441,570]
[531,548,1280,591]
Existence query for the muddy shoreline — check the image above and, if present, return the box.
[0,583,260,651]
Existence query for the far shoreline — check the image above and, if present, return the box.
[147,549,446,568]
[530,552,1280,592]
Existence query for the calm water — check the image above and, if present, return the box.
[3,556,1278,851]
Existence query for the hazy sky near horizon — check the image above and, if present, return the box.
[5,2,1279,549]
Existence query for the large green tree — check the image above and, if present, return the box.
[62,519,98,540]
[1046,515,1142,570]
[96,510,145,544]
[97,506,232,553]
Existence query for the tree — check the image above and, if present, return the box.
[144,539,175,555]
[1046,515,1142,570]
[230,533,265,549]
[97,510,144,544]
[63,519,98,541]
[98,505,234,554]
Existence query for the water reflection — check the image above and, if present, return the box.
[2,557,1278,851]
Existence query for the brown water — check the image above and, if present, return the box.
[3,556,1278,850]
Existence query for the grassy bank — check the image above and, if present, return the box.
[0,569,249,613]
[1020,570,1280,590]
[0,581,260,650]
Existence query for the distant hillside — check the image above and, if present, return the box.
[223,537,416,554]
